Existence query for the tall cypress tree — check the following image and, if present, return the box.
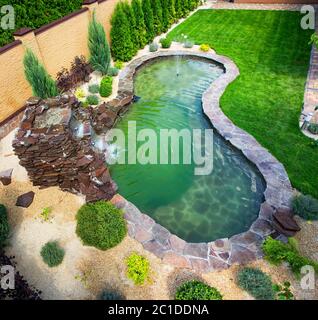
[88,13,111,75]
[174,0,183,19]
[151,0,163,35]
[132,0,147,49]
[161,0,170,32]
[167,0,176,24]
[189,0,197,11]
[24,49,59,99]
[120,1,138,56]
[142,0,155,42]
[110,5,134,62]
[181,0,190,17]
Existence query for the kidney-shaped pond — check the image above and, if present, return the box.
[109,56,266,243]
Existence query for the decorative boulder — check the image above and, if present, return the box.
[0,168,13,186]
[272,208,300,237]
[16,191,35,208]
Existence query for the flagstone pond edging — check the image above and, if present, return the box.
[110,49,295,273]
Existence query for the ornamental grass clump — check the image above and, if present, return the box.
[292,194,318,220]
[175,280,223,300]
[0,204,9,248]
[40,241,65,267]
[88,13,111,75]
[88,84,100,94]
[108,67,119,77]
[126,252,150,285]
[23,49,59,99]
[76,201,127,250]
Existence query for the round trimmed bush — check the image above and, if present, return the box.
[308,123,318,134]
[237,267,275,300]
[100,289,125,300]
[99,76,113,97]
[126,252,150,285]
[0,204,10,248]
[292,194,318,220]
[88,84,100,94]
[108,67,119,77]
[149,42,159,52]
[160,37,172,49]
[175,280,223,300]
[200,44,210,52]
[40,241,65,267]
[86,94,99,105]
[114,61,124,69]
[76,201,127,250]
[184,40,194,48]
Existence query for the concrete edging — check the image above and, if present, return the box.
[110,49,295,273]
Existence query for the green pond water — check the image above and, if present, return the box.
[109,56,265,243]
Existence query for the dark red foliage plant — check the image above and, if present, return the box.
[56,56,93,92]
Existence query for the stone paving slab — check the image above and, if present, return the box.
[111,49,295,273]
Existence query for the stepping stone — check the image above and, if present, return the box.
[0,168,13,186]
[272,208,300,237]
[16,191,35,208]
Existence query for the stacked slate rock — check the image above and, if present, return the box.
[91,90,134,134]
[12,95,117,202]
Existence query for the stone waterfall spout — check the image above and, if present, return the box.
[12,94,117,202]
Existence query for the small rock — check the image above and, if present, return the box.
[0,168,13,186]
[16,191,35,208]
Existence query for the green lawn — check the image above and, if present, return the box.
[168,9,318,199]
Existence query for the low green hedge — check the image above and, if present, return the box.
[0,204,9,248]
[0,0,83,47]
[76,201,127,250]
[237,267,275,300]
[175,280,223,300]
